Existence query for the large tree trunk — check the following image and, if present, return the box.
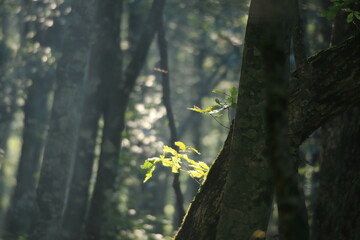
[175,33,360,240]
[312,11,360,240]
[262,1,309,239]
[313,110,360,240]
[29,0,94,239]
[217,1,296,239]
[84,1,165,239]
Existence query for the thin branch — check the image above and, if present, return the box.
[156,8,185,227]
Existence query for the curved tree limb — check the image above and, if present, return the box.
[289,34,360,146]
[175,34,360,240]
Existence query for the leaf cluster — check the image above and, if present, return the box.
[188,87,237,118]
[141,141,209,184]
[322,0,360,23]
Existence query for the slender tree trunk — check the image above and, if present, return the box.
[0,40,11,170]
[4,72,54,239]
[29,0,94,239]
[59,1,111,239]
[4,1,62,236]
[157,11,185,228]
[72,1,123,240]
[84,1,165,239]
[127,0,145,54]
[0,2,26,233]
[0,38,14,237]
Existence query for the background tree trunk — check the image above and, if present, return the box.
[59,0,112,239]
[4,72,54,239]
[29,0,95,239]
[157,11,186,228]
[4,1,62,235]
[84,0,165,239]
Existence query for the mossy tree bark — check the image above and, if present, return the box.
[174,33,360,240]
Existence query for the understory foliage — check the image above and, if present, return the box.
[188,87,237,118]
[323,0,360,23]
[142,88,238,184]
[141,141,209,184]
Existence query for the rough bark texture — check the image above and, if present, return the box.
[175,33,360,240]
[29,0,94,239]
[289,34,360,146]
[313,110,360,240]
[216,1,292,239]
[312,12,360,240]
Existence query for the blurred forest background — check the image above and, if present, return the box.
[0,0,359,240]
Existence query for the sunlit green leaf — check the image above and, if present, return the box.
[163,145,177,155]
[198,161,210,170]
[230,87,238,98]
[347,12,354,22]
[171,165,180,173]
[188,106,204,113]
[144,165,156,183]
[175,141,187,151]
[212,89,226,95]
[161,158,172,167]
[141,157,159,169]
[188,170,204,178]
[190,147,201,155]
[182,154,198,165]
[354,11,360,20]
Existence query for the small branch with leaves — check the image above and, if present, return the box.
[141,141,209,184]
[188,87,237,129]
